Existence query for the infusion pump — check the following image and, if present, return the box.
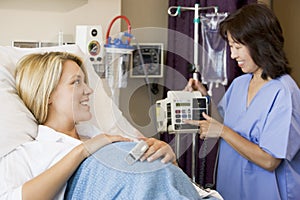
[156,91,209,133]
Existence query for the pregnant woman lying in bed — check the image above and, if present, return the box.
[0,51,212,200]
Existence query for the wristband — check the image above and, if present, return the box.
[205,95,210,104]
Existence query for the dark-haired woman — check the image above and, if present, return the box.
[185,3,300,200]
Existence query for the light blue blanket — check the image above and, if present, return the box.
[65,142,203,200]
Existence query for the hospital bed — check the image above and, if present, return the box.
[0,45,222,199]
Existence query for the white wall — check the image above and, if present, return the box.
[0,0,121,46]
[119,0,169,137]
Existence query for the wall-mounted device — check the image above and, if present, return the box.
[75,25,105,78]
[130,43,163,78]
[104,16,134,89]
[156,91,208,133]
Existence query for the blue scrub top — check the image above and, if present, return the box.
[216,74,300,200]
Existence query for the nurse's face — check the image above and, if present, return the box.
[227,32,260,74]
[49,60,93,124]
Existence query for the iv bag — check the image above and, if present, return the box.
[200,13,228,87]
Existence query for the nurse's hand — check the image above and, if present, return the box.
[184,112,224,139]
[139,137,176,164]
[184,78,208,96]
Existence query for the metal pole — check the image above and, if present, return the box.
[194,3,199,74]
[175,133,180,159]
[192,132,196,182]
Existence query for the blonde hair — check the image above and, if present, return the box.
[15,52,88,124]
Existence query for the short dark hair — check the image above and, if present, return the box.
[219,3,291,79]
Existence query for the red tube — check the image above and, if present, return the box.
[105,15,131,44]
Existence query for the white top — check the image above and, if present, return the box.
[0,124,97,200]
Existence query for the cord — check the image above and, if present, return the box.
[131,37,158,134]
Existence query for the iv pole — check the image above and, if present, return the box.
[167,3,218,183]
[168,4,218,81]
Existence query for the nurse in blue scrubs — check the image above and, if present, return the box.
[185,3,300,200]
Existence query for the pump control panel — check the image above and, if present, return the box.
[156,91,208,133]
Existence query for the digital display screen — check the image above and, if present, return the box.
[193,98,207,108]
[175,103,190,107]
[143,54,153,63]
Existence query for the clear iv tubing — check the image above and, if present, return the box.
[132,38,150,86]
[131,37,156,131]
[194,71,213,96]
[105,15,155,130]
[168,4,218,96]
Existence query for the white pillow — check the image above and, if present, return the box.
[0,66,37,158]
[0,45,86,157]
[0,45,141,157]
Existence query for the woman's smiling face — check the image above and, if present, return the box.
[227,32,261,75]
[48,60,93,125]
